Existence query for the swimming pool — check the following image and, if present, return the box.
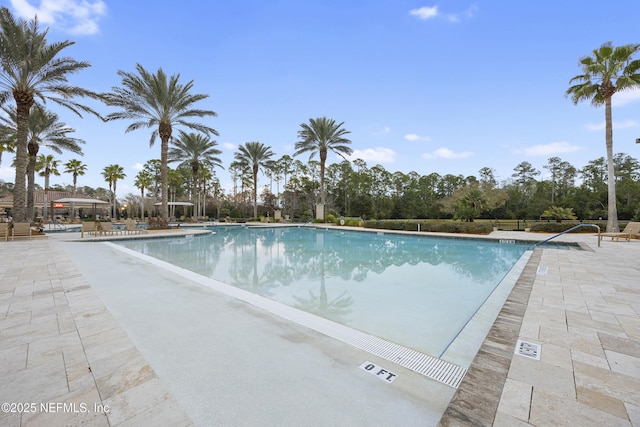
[115,226,531,360]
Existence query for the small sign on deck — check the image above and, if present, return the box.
[515,339,541,360]
[359,361,398,383]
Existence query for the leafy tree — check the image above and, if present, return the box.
[614,153,640,217]
[141,159,162,198]
[234,142,275,218]
[566,42,640,231]
[294,117,352,218]
[104,64,218,220]
[0,7,99,221]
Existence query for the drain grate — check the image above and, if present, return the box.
[515,339,541,360]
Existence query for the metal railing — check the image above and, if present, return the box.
[534,223,600,248]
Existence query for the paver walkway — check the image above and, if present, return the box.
[1,228,639,426]
[441,232,640,426]
[0,236,192,426]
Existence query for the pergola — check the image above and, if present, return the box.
[52,197,110,219]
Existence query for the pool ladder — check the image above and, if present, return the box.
[534,223,601,248]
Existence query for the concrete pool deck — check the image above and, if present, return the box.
[0,227,638,426]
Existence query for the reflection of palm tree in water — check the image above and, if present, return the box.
[228,228,292,295]
[292,250,353,322]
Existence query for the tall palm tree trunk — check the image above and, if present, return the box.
[160,133,170,221]
[253,167,258,219]
[13,96,33,222]
[140,188,145,220]
[605,97,619,232]
[27,143,38,220]
[43,172,50,220]
[113,180,118,219]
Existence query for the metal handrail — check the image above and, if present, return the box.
[534,223,600,248]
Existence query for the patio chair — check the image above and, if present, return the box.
[11,222,32,241]
[599,221,640,242]
[81,221,98,238]
[0,222,8,241]
[97,221,121,236]
[124,220,145,235]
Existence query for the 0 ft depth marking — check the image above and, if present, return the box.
[359,361,398,383]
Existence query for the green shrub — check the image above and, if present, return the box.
[529,221,606,233]
[344,218,362,227]
[362,219,492,234]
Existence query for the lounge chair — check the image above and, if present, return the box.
[81,221,98,238]
[124,220,145,235]
[11,222,32,240]
[97,221,121,236]
[0,222,8,241]
[599,221,640,242]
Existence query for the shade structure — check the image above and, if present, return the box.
[54,197,109,205]
[53,197,110,219]
[153,202,194,206]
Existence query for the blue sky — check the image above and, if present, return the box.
[1,0,640,196]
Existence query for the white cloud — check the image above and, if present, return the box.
[348,147,396,163]
[132,163,144,171]
[422,147,473,159]
[223,142,237,150]
[513,141,582,156]
[612,90,640,107]
[404,133,431,142]
[585,119,640,131]
[409,6,438,20]
[410,4,477,23]
[10,0,107,35]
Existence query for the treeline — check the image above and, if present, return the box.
[4,152,638,222]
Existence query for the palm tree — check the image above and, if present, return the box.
[63,159,86,219]
[0,105,84,220]
[103,64,218,221]
[0,120,15,166]
[102,164,126,219]
[168,131,223,217]
[64,159,87,195]
[0,7,99,221]
[234,141,275,219]
[134,170,152,220]
[566,42,640,232]
[294,117,352,219]
[35,154,60,220]
[167,168,184,219]
[198,167,214,218]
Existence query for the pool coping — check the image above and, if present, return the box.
[438,248,542,425]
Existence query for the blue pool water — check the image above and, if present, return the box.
[115,226,531,357]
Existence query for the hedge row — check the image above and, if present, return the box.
[362,220,493,234]
[528,221,610,233]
